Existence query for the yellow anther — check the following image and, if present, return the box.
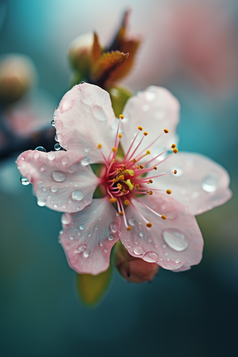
[164,129,169,133]
[146,150,151,155]
[138,126,143,131]
[148,190,153,195]
[153,166,157,170]
[119,175,125,180]
[147,179,153,184]
[171,144,176,149]
[173,148,178,154]
[117,183,122,189]
[112,147,117,153]
[161,215,167,220]
[118,133,123,138]
[143,132,148,136]
[126,226,132,231]
[132,158,137,163]
[146,223,152,228]
[124,200,130,206]
[116,168,122,174]
[97,143,102,149]
[119,211,124,216]
[119,114,124,119]
[110,198,117,203]
[122,189,127,193]
[174,170,177,174]
[166,189,172,195]
[134,184,140,188]
[122,165,126,169]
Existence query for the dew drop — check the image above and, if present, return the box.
[54,143,61,151]
[108,234,114,241]
[128,217,135,226]
[83,249,90,258]
[51,119,55,127]
[52,171,66,182]
[48,152,55,161]
[145,89,156,101]
[92,105,107,121]
[79,224,85,230]
[143,251,159,263]
[62,157,69,165]
[84,147,91,153]
[35,146,46,152]
[134,246,144,255]
[70,236,74,240]
[61,213,71,225]
[78,244,87,252]
[99,241,104,247]
[72,190,83,201]
[51,185,58,193]
[110,222,118,233]
[81,157,90,166]
[163,229,188,251]
[139,232,144,238]
[202,174,218,192]
[34,151,40,159]
[20,176,30,185]
[40,165,46,172]
[175,258,181,264]
[104,248,108,253]
[37,198,46,207]
[42,187,47,192]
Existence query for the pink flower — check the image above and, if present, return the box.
[17,83,232,275]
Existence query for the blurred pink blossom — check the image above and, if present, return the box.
[17,83,231,275]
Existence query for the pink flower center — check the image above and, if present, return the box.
[99,115,178,230]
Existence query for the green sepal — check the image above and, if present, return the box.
[70,71,88,88]
[76,264,113,307]
[107,85,133,117]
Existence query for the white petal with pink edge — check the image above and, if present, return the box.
[60,198,121,275]
[151,152,232,215]
[17,150,99,213]
[120,193,203,271]
[121,86,180,157]
[54,83,116,163]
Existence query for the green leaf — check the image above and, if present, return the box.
[76,265,113,307]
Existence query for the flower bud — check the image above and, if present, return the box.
[0,54,36,105]
[68,32,98,74]
[114,241,159,283]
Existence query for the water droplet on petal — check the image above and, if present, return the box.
[52,171,66,182]
[134,246,144,255]
[128,217,135,226]
[51,119,55,126]
[175,258,181,264]
[40,165,46,172]
[51,185,58,193]
[145,89,156,101]
[81,157,90,166]
[37,197,46,207]
[163,229,188,251]
[110,222,118,233]
[72,190,83,201]
[139,232,144,238]
[54,143,61,151]
[83,249,90,258]
[35,146,46,152]
[20,176,30,185]
[61,157,68,167]
[61,213,71,225]
[34,151,40,159]
[92,105,107,121]
[78,244,87,252]
[47,152,55,161]
[79,224,85,230]
[99,241,104,247]
[84,147,91,153]
[108,234,114,241]
[143,251,159,263]
[104,248,108,253]
[202,175,218,192]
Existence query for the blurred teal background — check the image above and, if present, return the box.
[0,1,238,356]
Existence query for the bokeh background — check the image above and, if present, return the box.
[0,0,238,356]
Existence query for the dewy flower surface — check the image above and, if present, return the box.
[17,83,232,275]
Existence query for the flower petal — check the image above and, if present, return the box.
[120,193,203,271]
[154,152,232,215]
[60,198,121,275]
[121,86,180,156]
[54,83,116,163]
[17,150,99,213]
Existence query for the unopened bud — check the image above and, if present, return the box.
[114,241,159,283]
[0,54,36,104]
